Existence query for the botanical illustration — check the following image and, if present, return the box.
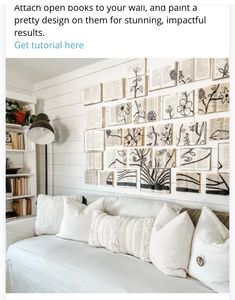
[117,169,137,188]
[198,83,229,114]
[146,97,159,123]
[129,148,153,168]
[218,143,229,172]
[213,58,229,80]
[105,149,127,169]
[85,170,98,185]
[206,173,229,195]
[176,121,206,146]
[162,91,194,120]
[127,58,146,77]
[126,75,147,99]
[122,127,144,147]
[154,149,176,168]
[209,118,229,141]
[132,98,146,124]
[176,172,201,193]
[98,171,114,186]
[140,168,171,194]
[180,148,211,171]
[106,103,132,126]
[105,129,122,147]
[178,59,194,85]
[145,124,173,146]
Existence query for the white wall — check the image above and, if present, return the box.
[34,58,229,211]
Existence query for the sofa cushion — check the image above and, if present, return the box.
[149,204,195,278]
[35,194,82,235]
[56,198,104,242]
[89,210,154,261]
[188,206,229,293]
[7,235,213,293]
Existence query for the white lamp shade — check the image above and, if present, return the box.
[28,127,55,145]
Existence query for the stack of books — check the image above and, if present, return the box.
[6,177,30,196]
[6,131,25,150]
[12,198,32,217]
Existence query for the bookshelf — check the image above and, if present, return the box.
[6,90,37,220]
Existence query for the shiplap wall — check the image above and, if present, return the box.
[34,58,229,211]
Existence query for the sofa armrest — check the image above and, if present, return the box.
[6,216,36,249]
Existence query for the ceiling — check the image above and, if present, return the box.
[6,58,106,85]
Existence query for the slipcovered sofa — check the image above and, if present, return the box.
[6,195,229,293]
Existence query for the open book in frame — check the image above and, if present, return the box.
[81,84,102,106]
[180,148,211,171]
[194,58,211,81]
[127,58,147,78]
[213,58,229,80]
[102,78,125,102]
[85,130,104,151]
[86,107,104,129]
[149,62,177,90]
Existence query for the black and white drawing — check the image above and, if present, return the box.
[140,168,171,194]
[209,117,229,141]
[105,129,122,147]
[145,124,173,146]
[106,103,132,126]
[178,59,194,85]
[132,98,146,124]
[126,75,147,99]
[127,58,146,78]
[206,173,229,195]
[105,149,127,169]
[98,171,114,186]
[162,91,194,120]
[117,169,137,188]
[129,148,153,168]
[154,149,176,168]
[146,97,159,123]
[150,62,177,90]
[180,148,211,171]
[176,121,206,146]
[213,58,229,80]
[176,172,201,193]
[122,127,144,147]
[198,83,229,114]
[218,143,229,172]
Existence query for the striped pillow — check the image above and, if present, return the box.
[88,210,155,261]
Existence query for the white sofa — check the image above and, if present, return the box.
[6,196,217,293]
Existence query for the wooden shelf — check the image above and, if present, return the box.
[6,173,34,178]
[6,149,33,153]
[6,194,35,201]
[6,123,29,130]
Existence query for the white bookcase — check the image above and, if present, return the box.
[6,90,37,219]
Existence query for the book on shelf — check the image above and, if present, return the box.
[12,198,32,217]
[6,177,30,196]
[6,131,25,150]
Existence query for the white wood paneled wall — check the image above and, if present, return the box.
[34,58,229,211]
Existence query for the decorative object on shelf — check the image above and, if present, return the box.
[176,172,201,193]
[6,99,32,125]
[206,173,229,195]
[197,83,229,114]
[28,113,55,194]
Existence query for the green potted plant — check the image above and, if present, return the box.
[6,99,33,125]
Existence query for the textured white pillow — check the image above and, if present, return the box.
[35,194,83,235]
[56,198,105,242]
[149,203,195,278]
[89,210,155,261]
[188,206,229,293]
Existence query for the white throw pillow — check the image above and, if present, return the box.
[89,210,155,261]
[35,194,83,235]
[56,198,105,242]
[149,203,195,278]
[188,206,229,293]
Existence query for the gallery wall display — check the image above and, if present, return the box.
[83,58,230,197]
